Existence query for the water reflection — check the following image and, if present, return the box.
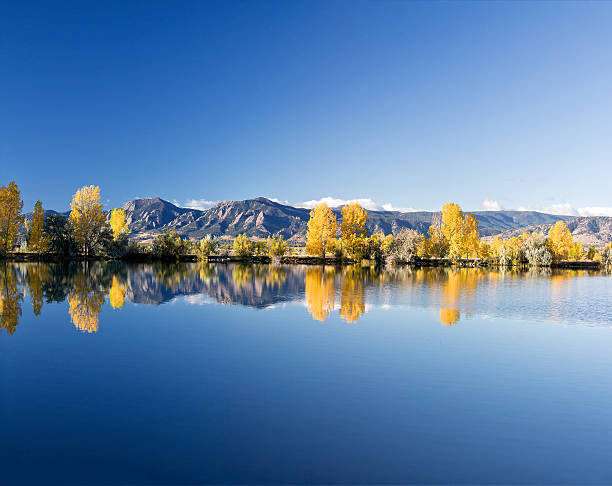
[0,263,23,335]
[0,262,609,334]
[304,267,336,322]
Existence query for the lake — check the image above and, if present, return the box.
[1,262,612,485]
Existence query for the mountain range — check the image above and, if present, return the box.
[119,197,577,243]
[30,196,611,246]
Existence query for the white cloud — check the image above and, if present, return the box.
[268,197,291,205]
[482,199,502,211]
[288,196,420,213]
[516,203,612,217]
[182,198,219,210]
[576,206,612,217]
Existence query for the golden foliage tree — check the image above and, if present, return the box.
[0,181,24,255]
[340,203,368,260]
[569,242,585,261]
[28,200,49,253]
[233,233,254,258]
[110,208,129,240]
[463,213,480,258]
[197,235,218,260]
[69,185,106,257]
[266,234,288,257]
[441,203,466,259]
[306,203,338,259]
[424,225,448,258]
[547,221,573,261]
[304,267,336,322]
[441,203,480,259]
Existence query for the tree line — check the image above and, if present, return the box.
[302,201,612,266]
[1,181,611,266]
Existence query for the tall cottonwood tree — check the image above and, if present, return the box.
[109,208,129,240]
[441,203,465,259]
[69,185,106,257]
[306,203,338,259]
[340,203,368,260]
[0,181,24,255]
[28,200,49,253]
[547,221,573,261]
[440,202,480,259]
[463,213,480,258]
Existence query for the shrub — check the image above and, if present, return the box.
[521,233,552,267]
[266,235,288,257]
[197,235,218,260]
[152,230,189,260]
[602,247,612,267]
[386,229,422,264]
[233,233,254,258]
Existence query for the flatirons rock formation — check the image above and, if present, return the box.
[120,197,574,242]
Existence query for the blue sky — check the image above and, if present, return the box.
[2,1,611,215]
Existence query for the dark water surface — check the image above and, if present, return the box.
[1,262,612,485]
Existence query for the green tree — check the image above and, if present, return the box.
[266,235,288,257]
[197,235,218,260]
[233,233,254,258]
[152,230,189,260]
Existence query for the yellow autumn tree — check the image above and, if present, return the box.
[28,200,49,253]
[463,213,480,258]
[0,181,24,255]
[233,233,254,258]
[547,221,573,261]
[306,203,338,259]
[340,203,368,260]
[266,234,288,257]
[569,241,584,261]
[69,185,106,257]
[441,203,465,259]
[440,203,480,259]
[110,208,129,240]
[424,225,448,258]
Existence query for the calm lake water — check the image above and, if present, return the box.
[1,262,612,485]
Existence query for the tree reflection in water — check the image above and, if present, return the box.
[305,267,336,322]
[0,263,23,335]
[109,275,126,310]
[339,266,366,323]
[0,262,607,334]
[68,267,106,333]
[26,263,48,317]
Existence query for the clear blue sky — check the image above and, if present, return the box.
[2,1,611,215]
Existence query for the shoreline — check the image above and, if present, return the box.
[1,252,604,269]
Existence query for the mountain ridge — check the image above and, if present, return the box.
[119,196,578,243]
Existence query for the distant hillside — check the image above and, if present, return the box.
[492,216,612,247]
[119,197,573,242]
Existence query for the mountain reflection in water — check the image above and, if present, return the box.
[0,262,610,334]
